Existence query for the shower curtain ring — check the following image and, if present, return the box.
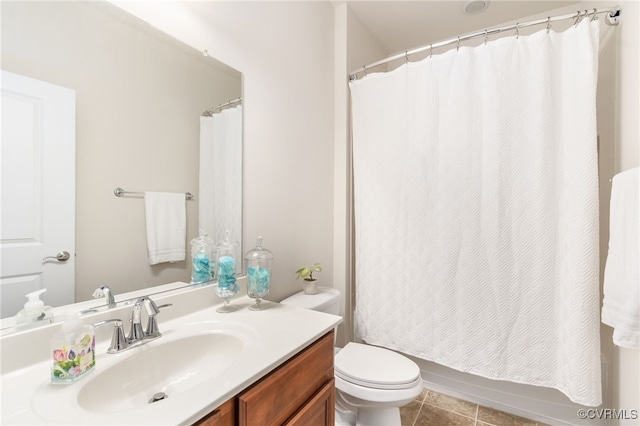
[546,17,551,33]
[362,65,367,76]
[484,30,488,45]
[405,51,409,63]
[590,8,598,21]
[574,10,582,26]
[430,44,433,58]
[457,36,460,51]
[515,23,520,39]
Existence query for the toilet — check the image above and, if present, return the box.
[280,287,423,426]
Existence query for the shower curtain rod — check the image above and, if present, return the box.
[201,97,242,116]
[349,7,621,80]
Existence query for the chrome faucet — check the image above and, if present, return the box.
[92,285,116,308]
[128,296,171,344]
[93,296,171,354]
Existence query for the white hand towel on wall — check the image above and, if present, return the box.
[144,192,186,265]
[602,167,640,350]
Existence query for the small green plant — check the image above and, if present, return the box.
[296,263,322,281]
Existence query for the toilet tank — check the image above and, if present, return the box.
[280,287,341,316]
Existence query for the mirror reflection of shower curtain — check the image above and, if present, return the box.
[199,105,242,271]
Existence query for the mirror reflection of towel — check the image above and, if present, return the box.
[144,192,186,265]
[602,167,640,350]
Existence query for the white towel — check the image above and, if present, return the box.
[144,192,186,265]
[602,167,640,350]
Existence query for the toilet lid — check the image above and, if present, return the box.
[334,343,421,390]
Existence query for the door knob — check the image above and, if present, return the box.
[43,251,71,262]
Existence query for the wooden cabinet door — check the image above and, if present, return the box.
[238,331,334,426]
[284,379,335,426]
[194,332,334,426]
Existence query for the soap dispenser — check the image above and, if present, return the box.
[15,289,53,325]
[51,312,95,384]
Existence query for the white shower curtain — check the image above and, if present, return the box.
[199,105,243,258]
[350,21,601,406]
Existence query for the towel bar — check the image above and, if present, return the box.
[114,187,194,200]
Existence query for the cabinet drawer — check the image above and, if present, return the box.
[238,331,334,426]
[284,378,335,426]
[193,397,235,426]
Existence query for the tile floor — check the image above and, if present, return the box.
[400,389,549,426]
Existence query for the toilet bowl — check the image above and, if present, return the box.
[280,287,423,426]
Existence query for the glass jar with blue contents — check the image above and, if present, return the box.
[190,229,215,284]
[244,236,274,311]
[215,230,240,312]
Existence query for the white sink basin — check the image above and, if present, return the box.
[31,320,258,422]
[77,330,244,413]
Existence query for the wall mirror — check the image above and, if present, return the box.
[0,0,243,330]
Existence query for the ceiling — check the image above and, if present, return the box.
[344,0,581,55]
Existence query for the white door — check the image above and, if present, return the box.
[1,70,76,317]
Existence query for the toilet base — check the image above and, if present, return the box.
[335,408,356,426]
[334,406,402,426]
[356,406,401,426]
[336,388,409,426]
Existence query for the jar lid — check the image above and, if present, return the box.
[191,229,214,247]
[244,236,274,261]
[217,229,239,250]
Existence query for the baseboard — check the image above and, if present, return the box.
[407,355,609,426]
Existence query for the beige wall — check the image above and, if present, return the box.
[111,1,337,306]
[1,1,241,302]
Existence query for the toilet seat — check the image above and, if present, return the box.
[335,343,421,390]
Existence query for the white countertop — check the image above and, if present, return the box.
[0,285,341,425]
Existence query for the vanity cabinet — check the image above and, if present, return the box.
[194,331,334,426]
[282,378,334,426]
[194,398,235,426]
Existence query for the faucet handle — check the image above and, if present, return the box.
[145,303,172,339]
[144,298,161,316]
[128,305,145,343]
[93,319,128,353]
[133,296,163,316]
